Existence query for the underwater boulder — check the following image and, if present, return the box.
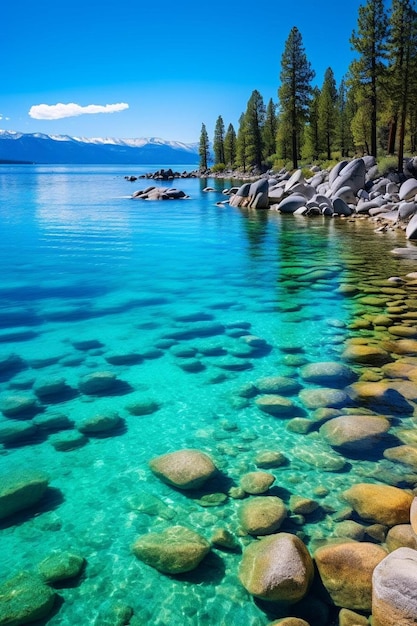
[239,532,313,602]
[149,448,217,490]
[132,526,210,574]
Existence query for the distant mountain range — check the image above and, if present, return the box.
[0,130,200,165]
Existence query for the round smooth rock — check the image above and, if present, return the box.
[255,395,299,417]
[300,362,356,387]
[372,547,417,625]
[38,551,85,583]
[299,388,348,409]
[0,572,56,625]
[320,415,390,450]
[342,344,391,365]
[132,526,210,574]
[255,376,301,395]
[342,483,413,526]
[254,450,287,468]
[149,449,217,490]
[314,541,387,611]
[77,411,122,435]
[0,394,38,418]
[239,496,287,535]
[239,471,275,494]
[0,469,49,520]
[78,371,119,395]
[239,532,314,602]
[49,430,88,451]
[0,421,37,445]
[386,524,417,552]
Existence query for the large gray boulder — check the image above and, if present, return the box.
[277,194,308,214]
[372,548,417,626]
[248,178,269,208]
[330,158,366,195]
[406,213,417,239]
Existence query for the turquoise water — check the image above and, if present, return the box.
[0,164,416,625]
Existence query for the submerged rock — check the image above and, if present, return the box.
[0,469,49,520]
[149,448,217,490]
[38,551,85,583]
[132,526,210,574]
[238,532,314,602]
[314,541,387,611]
[320,415,390,450]
[239,496,287,535]
[0,571,56,625]
[342,483,413,526]
[239,471,275,495]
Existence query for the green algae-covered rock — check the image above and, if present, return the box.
[77,411,122,435]
[0,394,38,418]
[0,571,56,625]
[149,448,217,490]
[94,600,133,626]
[78,371,119,395]
[254,449,287,469]
[38,551,85,583]
[0,470,49,520]
[132,525,210,573]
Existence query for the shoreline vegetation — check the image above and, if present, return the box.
[198,0,417,183]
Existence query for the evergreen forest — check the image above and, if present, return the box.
[198,0,417,174]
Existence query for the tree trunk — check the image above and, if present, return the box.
[387,115,398,155]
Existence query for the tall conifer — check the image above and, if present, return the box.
[278,26,315,169]
[263,98,278,159]
[199,123,210,170]
[224,123,237,168]
[213,115,225,165]
[349,0,389,157]
[318,67,338,160]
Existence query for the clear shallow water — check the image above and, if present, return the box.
[1,164,417,625]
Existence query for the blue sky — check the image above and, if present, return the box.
[2,0,371,143]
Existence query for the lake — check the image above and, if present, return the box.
[0,164,416,625]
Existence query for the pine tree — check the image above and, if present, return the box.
[318,67,338,160]
[236,113,248,172]
[302,86,321,161]
[224,123,237,168]
[336,78,355,157]
[263,98,278,159]
[349,0,389,157]
[199,123,210,170]
[278,26,315,169]
[213,115,225,165]
[244,90,266,170]
[387,0,417,171]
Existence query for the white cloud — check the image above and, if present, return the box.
[28,102,129,120]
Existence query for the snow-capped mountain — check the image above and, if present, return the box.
[0,130,199,165]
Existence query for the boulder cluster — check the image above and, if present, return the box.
[125,168,198,182]
[131,186,189,200]
[125,447,417,626]
[225,156,417,239]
